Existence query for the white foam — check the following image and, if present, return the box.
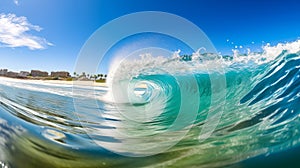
[263,40,300,58]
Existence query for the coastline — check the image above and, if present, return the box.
[0,76,107,87]
[44,79,107,87]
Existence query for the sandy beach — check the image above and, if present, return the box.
[44,79,107,87]
[0,76,107,87]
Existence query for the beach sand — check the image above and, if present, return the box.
[0,76,107,87]
[43,80,107,87]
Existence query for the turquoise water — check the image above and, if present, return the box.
[1,41,300,167]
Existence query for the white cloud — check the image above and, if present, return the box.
[0,13,53,50]
[13,0,19,6]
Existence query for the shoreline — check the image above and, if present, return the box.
[0,76,107,87]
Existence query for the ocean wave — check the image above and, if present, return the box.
[92,39,300,159]
[0,40,300,167]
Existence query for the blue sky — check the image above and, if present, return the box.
[0,0,300,73]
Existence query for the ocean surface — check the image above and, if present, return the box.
[1,40,300,168]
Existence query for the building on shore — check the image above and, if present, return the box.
[0,69,8,76]
[51,71,70,78]
[7,71,18,78]
[31,70,48,77]
[18,71,30,78]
